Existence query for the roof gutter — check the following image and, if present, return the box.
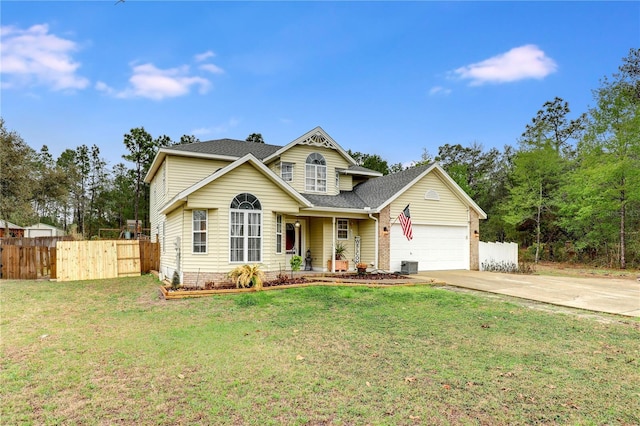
[300,206,379,215]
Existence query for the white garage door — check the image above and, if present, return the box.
[390,224,469,271]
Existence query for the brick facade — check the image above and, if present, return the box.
[469,209,480,270]
[378,205,391,271]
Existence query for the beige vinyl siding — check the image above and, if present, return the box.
[149,163,167,245]
[358,218,376,266]
[391,170,468,225]
[182,163,302,273]
[277,145,351,196]
[308,217,325,270]
[166,156,232,199]
[338,174,353,191]
[160,207,185,278]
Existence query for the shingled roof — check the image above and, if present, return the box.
[170,138,282,160]
[301,163,434,210]
[302,191,368,210]
[353,163,434,209]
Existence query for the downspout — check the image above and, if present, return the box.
[331,216,336,273]
[369,213,378,269]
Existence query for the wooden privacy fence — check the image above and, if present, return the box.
[56,240,160,282]
[0,236,71,280]
[1,239,159,281]
[0,236,72,248]
[0,245,56,279]
[139,240,159,275]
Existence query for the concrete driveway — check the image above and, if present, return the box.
[418,270,640,317]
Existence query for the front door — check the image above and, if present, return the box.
[285,219,305,264]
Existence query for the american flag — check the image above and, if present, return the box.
[398,204,413,241]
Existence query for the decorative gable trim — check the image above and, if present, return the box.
[262,126,357,166]
[298,131,334,149]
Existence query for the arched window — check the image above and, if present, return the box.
[230,193,262,210]
[305,153,327,192]
[230,193,262,262]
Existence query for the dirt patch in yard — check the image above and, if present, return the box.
[535,261,639,281]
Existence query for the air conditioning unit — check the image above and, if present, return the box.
[401,261,418,274]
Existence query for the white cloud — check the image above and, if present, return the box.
[0,24,89,91]
[190,118,240,137]
[116,63,211,100]
[452,44,557,86]
[429,86,452,96]
[95,81,115,95]
[199,63,224,74]
[195,50,216,62]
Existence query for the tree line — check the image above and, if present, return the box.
[0,123,198,239]
[1,49,637,268]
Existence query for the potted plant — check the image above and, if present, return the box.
[356,262,368,275]
[328,242,349,272]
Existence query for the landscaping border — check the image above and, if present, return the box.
[159,276,440,300]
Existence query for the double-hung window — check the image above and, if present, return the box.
[276,214,283,254]
[337,218,349,240]
[230,193,262,262]
[305,153,327,192]
[281,163,293,182]
[193,210,207,253]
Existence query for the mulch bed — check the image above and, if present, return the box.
[162,272,417,298]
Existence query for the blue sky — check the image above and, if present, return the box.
[1,1,638,168]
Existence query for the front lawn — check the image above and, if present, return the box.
[1,275,638,425]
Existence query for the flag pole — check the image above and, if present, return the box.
[389,204,410,227]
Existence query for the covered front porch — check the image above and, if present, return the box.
[280,212,379,273]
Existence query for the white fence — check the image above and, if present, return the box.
[479,242,518,271]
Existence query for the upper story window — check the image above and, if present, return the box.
[335,171,340,188]
[305,153,327,192]
[281,162,293,182]
[230,193,262,262]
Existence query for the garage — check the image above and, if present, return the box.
[390,224,469,271]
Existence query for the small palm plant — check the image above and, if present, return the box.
[334,242,348,260]
[228,264,265,290]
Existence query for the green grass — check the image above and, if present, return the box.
[1,275,639,425]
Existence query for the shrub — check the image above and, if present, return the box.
[171,271,181,290]
[228,264,265,290]
[481,260,535,274]
[290,255,303,272]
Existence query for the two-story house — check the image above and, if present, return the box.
[144,127,486,285]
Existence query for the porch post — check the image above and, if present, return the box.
[331,216,336,273]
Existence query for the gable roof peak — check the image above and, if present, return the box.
[262,126,357,165]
